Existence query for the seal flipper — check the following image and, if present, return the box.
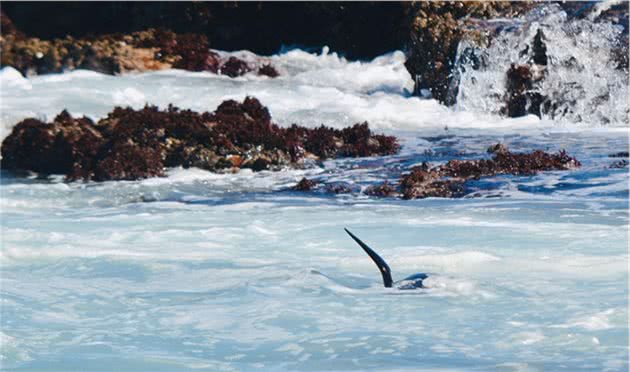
[344,228,393,288]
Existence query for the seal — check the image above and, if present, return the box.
[345,228,428,290]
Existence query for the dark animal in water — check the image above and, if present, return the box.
[344,228,428,290]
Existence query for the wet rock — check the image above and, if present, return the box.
[404,1,628,119]
[610,159,628,169]
[324,182,355,194]
[364,181,398,197]
[219,56,251,77]
[404,1,534,104]
[258,64,279,77]
[487,143,509,155]
[608,151,629,158]
[400,165,466,199]
[0,111,104,178]
[1,97,399,181]
[399,145,580,199]
[503,63,546,117]
[93,140,164,181]
[293,177,318,191]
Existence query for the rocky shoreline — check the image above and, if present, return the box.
[1,93,582,199]
[0,3,614,199]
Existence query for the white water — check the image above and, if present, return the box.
[0,44,628,371]
[455,4,629,125]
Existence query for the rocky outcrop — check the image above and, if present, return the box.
[2,3,408,60]
[0,15,278,77]
[0,111,104,178]
[293,177,318,192]
[400,145,580,199]
[1,97,399,181]
[290,144,580,199]
[403,1,534,104]
[403,1,629,119]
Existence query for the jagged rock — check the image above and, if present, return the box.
[1,97,399,181]
[0,15,277,77]
[487,143,509,154]
[609,151,629,158]
[258,64,279,77]
[403,1,628,119]
[0,111,104,178]
[399,144,580,199]
[219,56,251,77]
[293,177,317,191]
[364,181,398,197]
[502,63,546,117]
[324,182,355,194]
[404,1,534,104]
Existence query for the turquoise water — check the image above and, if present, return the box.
[0,49,628,371]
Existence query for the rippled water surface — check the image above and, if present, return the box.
[1,48,628,371]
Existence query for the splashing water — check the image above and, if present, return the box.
[455,4,629,125]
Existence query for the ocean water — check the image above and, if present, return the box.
[0,47,628,371]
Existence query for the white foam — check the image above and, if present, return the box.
[112,87,147,107]
[0,67,31,90]
[2,46,626,145]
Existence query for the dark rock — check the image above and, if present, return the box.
[0,15,276,77]
[219,56,251,77]
[364,181,398,197]
[609,151,629,158]
[400,145,580,199]
[293,177,317,191]
[610,159,629,169]
[532,28,548,66]
[93,140,164,181]
[487,143,509,155]
[0,112,103,178]
[324,182,354,194]
[2,3,408,60]
[1,97,399,181]
[258,64,279,77]
[503,63,546,117]
[404,1,534,104]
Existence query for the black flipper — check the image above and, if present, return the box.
[344,228,393,288]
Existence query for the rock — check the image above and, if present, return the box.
[258,64,279,77]
[487,143,509,155]
[399,145,580,199]
[2,3,407,60]
[219,56,251,77]
[404,1,534,104]
[503,63,546,117]
[93,140,164,181]
[609,151,629,158]
[0,111,104,178]
[324,182,355,194]
[0,15,277,77]
[293,177,317,191]
[404,1,628,119]
[610,159,628,169]
[400,165,465,199]
[1,97,399,181]
[364,181,398,197]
